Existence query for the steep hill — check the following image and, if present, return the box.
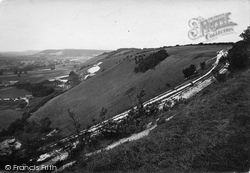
[30,45,232,136]
[77,48,141,69]
[78,62,250,173]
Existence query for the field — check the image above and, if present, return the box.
[0,63,76,84]
[30,44,232,136]
[0,87,31,98]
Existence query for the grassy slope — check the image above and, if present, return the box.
[75,68,250,173]
[30,45,230,136]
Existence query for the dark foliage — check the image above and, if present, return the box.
[16,82,54,97]
[228,40,249,70]
[0,113,52,136]
[134,49,168,73]
[240,26,250,42]
[69,70,77,77]
[200,61,206,69]
[227,27,250,71]
[182,64,197,78]
[13,69,18,74]
[99,91,159,140]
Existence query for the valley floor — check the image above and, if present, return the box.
[69,68,250,172]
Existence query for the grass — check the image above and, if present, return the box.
[0,87,31,98]
[70,67,250,173]
[30,45,231,137]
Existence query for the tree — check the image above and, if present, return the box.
[228,40,249,70]
[182,64,196,78]
[69,70,77,77]
[200,62,206,69]
[67,109,81,135]
[100,107,108,121]
[240,26,250,42]
[137,90,146,118]
[66,109,92,158]
[69,70,80,85]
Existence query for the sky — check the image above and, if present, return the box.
[0,0,249,51]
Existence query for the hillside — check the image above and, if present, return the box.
[30,45,232,136]
[77,48,141,71]
[73,64,250,173]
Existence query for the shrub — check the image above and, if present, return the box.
[182,64,197,78]
[200,61,205,69]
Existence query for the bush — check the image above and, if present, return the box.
[200,61,205,69]
[182,64,197,78]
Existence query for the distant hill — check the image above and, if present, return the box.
[33,49,112,59]
[78,48,140,68]
[0,50,40,56]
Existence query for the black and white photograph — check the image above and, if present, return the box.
[0,0,249,172]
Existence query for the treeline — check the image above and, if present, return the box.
[0,113,52,137]
[16,83,54,97]
[134,49,169,73]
